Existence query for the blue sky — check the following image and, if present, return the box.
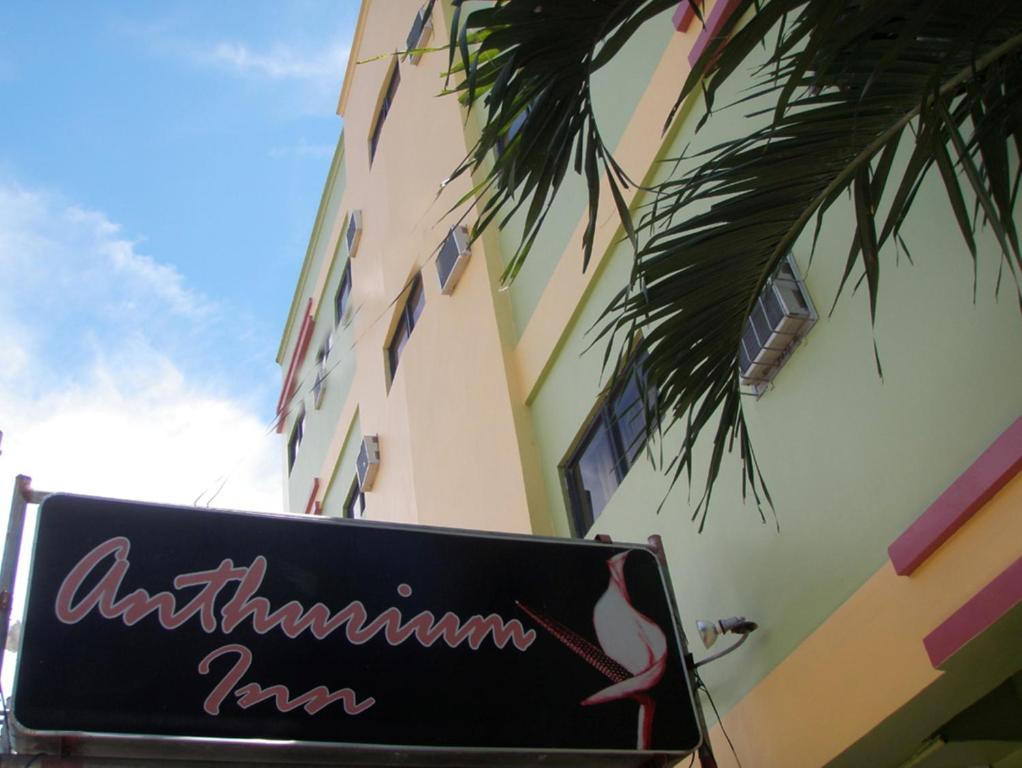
[0,1,359,516]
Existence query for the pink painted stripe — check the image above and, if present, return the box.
[275,298,316,432]
[923,557,1022,668]
[303,477,321,516]
[673,1,700,32]
[687,0,742,66]
[888,417,1022,576]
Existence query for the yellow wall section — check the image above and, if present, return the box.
[302,0,538,533]
[701,472,1022,768]
[513,24,700,402]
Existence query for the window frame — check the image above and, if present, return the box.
[405,2,434,63]
[312,340,329,408]
[287,409,306,474]
[561,353,654,536]
[369,62,401,164]
[495,102,532,157]
[343,475,366,519]
[335,260,353,327]
[386,273,425,381]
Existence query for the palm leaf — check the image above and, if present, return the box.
[447,0,1022,525]
[445,0,680,281]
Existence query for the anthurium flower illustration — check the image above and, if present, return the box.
[516,551,668,749]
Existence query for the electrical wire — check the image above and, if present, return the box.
[189,155,486,511]
[188,234,451,509]
[696,674,742,768]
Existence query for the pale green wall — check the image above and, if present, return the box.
[526,42,1022,721]
[465,7,677,340]
[321,411,363,517]
[285,232,360,515]
[283,134,361,516]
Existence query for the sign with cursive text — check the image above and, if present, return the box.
[13,493,701,764]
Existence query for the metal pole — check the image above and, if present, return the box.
[0,476,47,689]
[646,535,718,768]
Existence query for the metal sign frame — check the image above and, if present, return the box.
[3,484,715,767]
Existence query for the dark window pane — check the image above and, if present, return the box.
[563,352,655,537]
[611,368,647,467]
[407,274,425,325]
[287,412,305,472]
[343,477,365,519]
[335,262,352,326]
[370,65,400,163]
[389,317,409,376]
[406,6,428,52]
[571,416,619,528]
[387,274,424,380]
[496,103,531,156]
[369,118,385,162]
[387,63,401,100]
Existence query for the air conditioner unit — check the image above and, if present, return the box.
[405,5,433,64]
[739,254,816,387]
[436,225,471,295]
[346,210,363,258]
[356,435,380,491]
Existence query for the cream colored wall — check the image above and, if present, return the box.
[296,0,540,533]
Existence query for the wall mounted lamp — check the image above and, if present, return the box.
[693,616,759,668]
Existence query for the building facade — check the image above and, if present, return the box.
[276,2,1022,766]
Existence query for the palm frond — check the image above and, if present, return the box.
[448,0,1022,525]
[616,0,1022,523]
[445,0,680,281]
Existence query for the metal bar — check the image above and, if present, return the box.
[645,535,718,768]
[692,634,750,669]
[0,476,49,696]
[0,476,35,688]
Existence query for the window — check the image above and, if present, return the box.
[405,2,434,64]
[563,356,653,535]
[335,261,353,326]
[287,409,306,473]
[312,336,330,408]
[343,476,366,519]
[387,273,425,379]
[496,103,532,156]
[346,210,362,257]
[369,63,401,163]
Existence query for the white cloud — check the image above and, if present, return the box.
[0,341,284,694]
[112,17,352,115]
[0,345,281,513]
[0,178,283,514]
[0,183,214,322]
[208,41,349,84]
[0,179,287,694]
[69,204,213,318]
[0,177,287,690]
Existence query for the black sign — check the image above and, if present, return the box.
[14,494,701,763]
